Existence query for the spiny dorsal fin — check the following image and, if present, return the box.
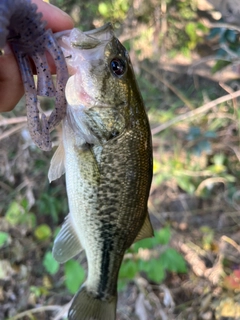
[134,213,154,243]
[53,214,83,263]
[48,140,65,183]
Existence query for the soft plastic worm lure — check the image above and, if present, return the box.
[0,0,68,151]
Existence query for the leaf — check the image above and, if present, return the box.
[34,224,52,241]
[98,2,109,16]
[133,237,156,252]
[204,131,217,139]
[138,259,165,283]
[186,126,201,141]
[5,201,23,225]
[119,259,138,279]
[226,30,237,43]
[146,261,165,283]
[0,232,8,248]
[176,176,196,194]
[185,22,198,42]
[155,226,171,245]
[117,279,128,291]
[207,27,221,40]
[43,251,59,275]
[159,248,187,273]
[211,60,231,74]
[224,174,236,182]
[213,154,225,166]
[153,159,161,174]
[64,260,85,294]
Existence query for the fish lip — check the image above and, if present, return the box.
[84,23,113,37]
[83,23,114,43]
[69,23,114,50]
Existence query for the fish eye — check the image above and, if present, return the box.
[110,58,126,77]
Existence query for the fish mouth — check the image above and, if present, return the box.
[71,23,114,49]
[84,23,114,40]
[55,23,114,51]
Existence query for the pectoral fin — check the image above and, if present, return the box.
[134,213,154,243]
[48,141,65,182]
[53,214,83,263]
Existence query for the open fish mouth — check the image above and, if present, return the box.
[58,23,118,108]
[84,23,114,41]
[66,23,114,50]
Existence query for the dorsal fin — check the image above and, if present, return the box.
[134,213,154,243]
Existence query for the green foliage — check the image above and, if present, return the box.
[138,258,165,283]
[5,199,36,228]
[159,248,187,273]
[98,0,129,21]
[30,285,49,297]
[155,226,171,245]
[166,0,208,58]
[185,22,209,50]
[0,232,9,248]
[64,260,85,294]
[200,226,215,250]
[34,224,52,241]
[153,111,237,197]
[43,251,59,275]
[37,189,67,224]
[208,26,240,73]
[133,226,171,252]
[119,227,187,289]
[119,259,138,279]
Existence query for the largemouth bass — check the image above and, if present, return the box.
[48,23,153,320]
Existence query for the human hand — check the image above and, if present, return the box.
[0,0,73,112]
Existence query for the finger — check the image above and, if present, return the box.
[0,53,24,112]
[0,1,73,112]
[32,0,74,32]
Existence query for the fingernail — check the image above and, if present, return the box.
[2,44,13,55]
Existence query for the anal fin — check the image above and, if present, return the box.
[134,212,154,243]
[53,214,83,263]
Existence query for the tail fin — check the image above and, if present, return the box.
[68,286,117,320]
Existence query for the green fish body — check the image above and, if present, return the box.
[48,23,153,320]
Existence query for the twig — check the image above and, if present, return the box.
[221,235,240,253]
[196,177,226,196]
[0,180,13,192]
[188,54,223,74]
[206,22,240,34]
[142,64,195,110]
[52,301,72,320]
[10,305,62,320]
[151,89,240,135]
[0,123,26,141]
[0,116,27,126]
[0,110,52,127]
[219,43,239,60]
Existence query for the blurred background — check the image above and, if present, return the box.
[1,0,240,319]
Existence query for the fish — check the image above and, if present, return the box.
[0,0,68,150]
[48,23,153,320]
